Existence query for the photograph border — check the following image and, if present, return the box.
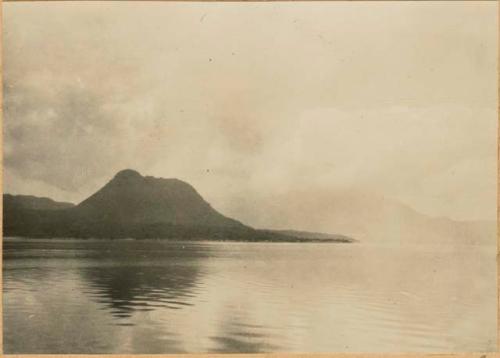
[0,0,497,357]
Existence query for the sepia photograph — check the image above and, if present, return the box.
[2,0,498,354]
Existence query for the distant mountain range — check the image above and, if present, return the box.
[3,169,354,243]
[218,189,496,246]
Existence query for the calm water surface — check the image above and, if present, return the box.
[3,238,496,353]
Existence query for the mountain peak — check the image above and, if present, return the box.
[70,169,246,230]
[113,169,143,180]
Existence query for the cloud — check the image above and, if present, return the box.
[3,1,497,219]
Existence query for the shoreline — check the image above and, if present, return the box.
[3,236,356,244]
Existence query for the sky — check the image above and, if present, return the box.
[3,1,498,222]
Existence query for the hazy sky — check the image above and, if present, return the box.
[3,1,498,221]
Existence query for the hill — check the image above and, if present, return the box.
[4,194,75,211]
[71,169,245,228]
[3,170,353,243]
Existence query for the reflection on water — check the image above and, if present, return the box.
[3,238,497,353]
[79,245,207,320]
[82,263,202,318]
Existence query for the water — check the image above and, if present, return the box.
[3,238,496,353]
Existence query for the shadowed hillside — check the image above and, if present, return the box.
[3,170,354,243]
[4,194,75,211]
[72,169,245,228]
